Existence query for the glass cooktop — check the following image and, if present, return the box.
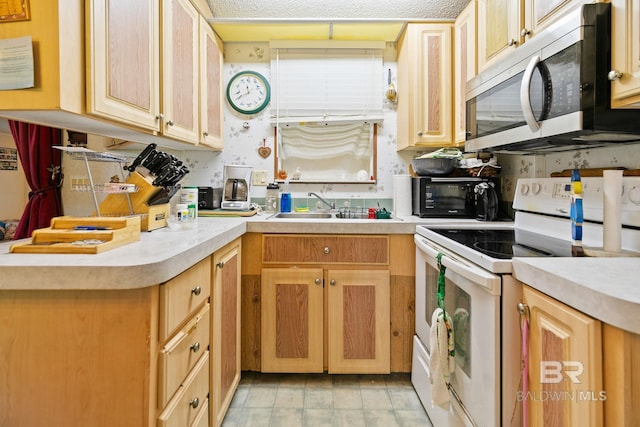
[430,228,573,259]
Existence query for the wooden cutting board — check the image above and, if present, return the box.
[550,167,640,177]
[198,209,257,217]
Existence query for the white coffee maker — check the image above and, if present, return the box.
[221,164,252,210]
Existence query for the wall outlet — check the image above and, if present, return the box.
[252,170,268,186]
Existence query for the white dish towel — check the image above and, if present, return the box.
[429,307,455,409]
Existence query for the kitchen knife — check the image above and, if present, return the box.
[147,184,182,205]
[124,143,157,172]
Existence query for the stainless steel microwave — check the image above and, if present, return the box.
[465,3,640,154]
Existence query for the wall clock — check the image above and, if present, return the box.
[226,71,271,114]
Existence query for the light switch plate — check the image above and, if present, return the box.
[252,170,268,186]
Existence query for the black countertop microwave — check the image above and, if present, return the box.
[412,177,499,220]
[465,3,640,154]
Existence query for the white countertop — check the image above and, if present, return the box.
[512,257,640,334]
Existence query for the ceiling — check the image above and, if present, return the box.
[205,0,470,42]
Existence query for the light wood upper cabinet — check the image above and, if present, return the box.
[523,286,603,427]
[454,1,477,145]
[477,0,597,72]
[87,0,160,131]
[211,239,242,427]
[397,23,456,150]
[610,0,640,108]
[199,17,225,149]
[162,0,200,143]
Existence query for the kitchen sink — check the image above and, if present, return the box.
[270,212,335,219]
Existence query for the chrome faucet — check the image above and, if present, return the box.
[308,192,335,210]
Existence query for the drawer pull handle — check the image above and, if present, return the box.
[189,397,200,409]
[323,246,330,254]
[191,286,202,296]
[330,279,336,286]
[190,342,200,353]
[217,261,225,268]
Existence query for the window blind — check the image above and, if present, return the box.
[270,41,384,124]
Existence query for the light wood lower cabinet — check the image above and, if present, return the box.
[242,233,415,374]
[260,234,391,374]
[522,286,603,427]
[211,239,242,427]
[0,245,243,427]
[262,267,390,374]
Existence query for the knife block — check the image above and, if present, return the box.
[98,172,168,231]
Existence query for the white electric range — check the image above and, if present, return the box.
[412,177,640,427]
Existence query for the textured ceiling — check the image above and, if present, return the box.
[205,0,470,19]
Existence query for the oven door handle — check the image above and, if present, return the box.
[415,236,501,295]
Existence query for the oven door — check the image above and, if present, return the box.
[414,234,501,427]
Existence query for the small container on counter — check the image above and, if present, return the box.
[180,187,198,224]
[280,192,291,213]
[265,183,280,213]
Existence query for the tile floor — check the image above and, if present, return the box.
[222,372,434,427]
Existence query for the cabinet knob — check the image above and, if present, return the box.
[155,114,164,121]
[190,342,200,353]
[508,38,518,47]
[520,28,530,37]
[323,246,330,254]
[217,261,225,268]
[330,279,336,286]
[189,397,200,409]
[166,120,174,126]
[608,69,623,81]
[417,131,423,137]
[517,303,530,317]
[191,286,202,296]
[203,131,209,137]
[315,278,322,285]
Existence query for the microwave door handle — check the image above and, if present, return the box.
[520,55,541,132]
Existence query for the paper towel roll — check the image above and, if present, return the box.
[603,169,623,252]
[393,175,412,217]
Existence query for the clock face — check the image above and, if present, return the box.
[226,71,271,114]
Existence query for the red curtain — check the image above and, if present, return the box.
[9,121,63,240]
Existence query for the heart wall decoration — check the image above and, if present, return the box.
[258,138,271,158]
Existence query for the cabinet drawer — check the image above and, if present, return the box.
[263,235,389,265]
[160,257,211,341]
[190,396,209,427]
[159,304,210,407]
[158,350,210,427]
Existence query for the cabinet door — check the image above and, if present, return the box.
[523,286,603,427]
[162,0,200,143]
[610,0,640,108]
[523,0,595,42]
[454,1,477,144]
[397,23,454,149]
[478,0,522,72]
[212,240,241,427]
[199,17,225,150]
[261,268,324,373]
[87,0,160,130]
[327,270,390,374]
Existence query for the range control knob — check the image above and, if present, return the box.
[531,182,541,195]
[520,184,530,195]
